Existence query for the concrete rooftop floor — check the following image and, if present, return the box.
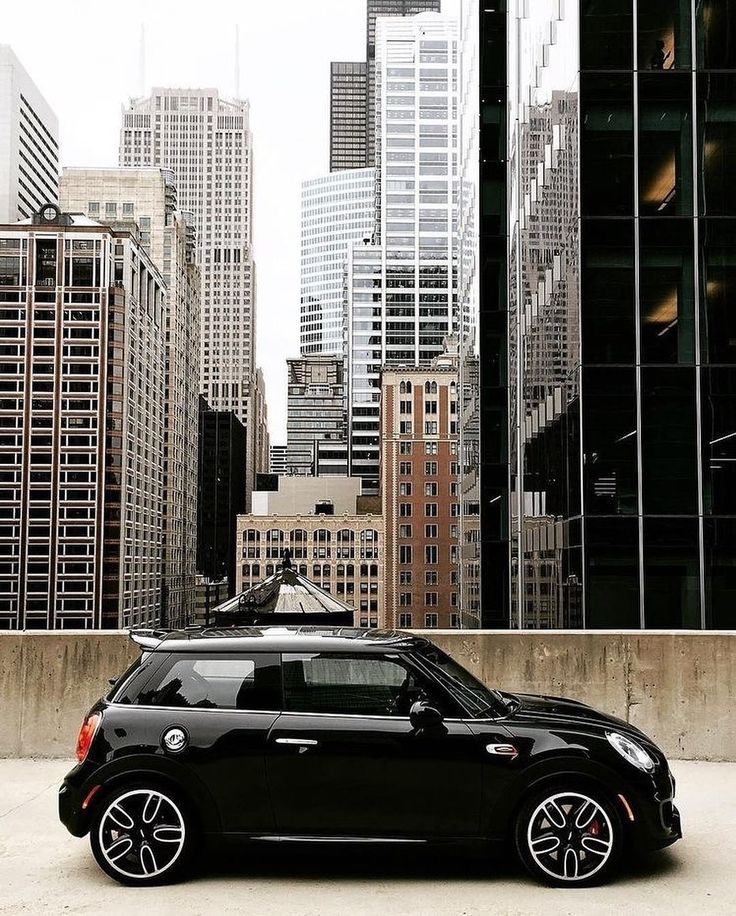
[0,759,733,915]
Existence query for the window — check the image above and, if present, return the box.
[425,571,438,585]
[282,653,423,716]
[425,524,438,538]
[399,571,412,585]
[425,461,438,475]
[399,503,412,517]
[425,442,438,455]
[132,653,281,710]
[425,545,438,564]
[425,503,438,517]
[399,592,412,606]
[399,482,412,496]
[399,461,412,475]
[399,442,412,455]
[425,613,439,628]
[399,524,413,537]
[399,545,413,564]
[398,613,413,628]
[425,592,438,607]
[425,483,438,497]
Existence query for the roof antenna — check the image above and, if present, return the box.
[139,23,146,98]
[234,24,240,98]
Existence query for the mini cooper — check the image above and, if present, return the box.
[59,627,681,887]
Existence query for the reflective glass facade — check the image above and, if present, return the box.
[459,0,736,629]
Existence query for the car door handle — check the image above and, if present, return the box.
[274,738,319,747]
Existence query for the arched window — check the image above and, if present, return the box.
[243,529,260,559]
[266,529,284,559]
[313,528,332,559]
[337,528,355,558]
[290,528,308,559]
[359,529,379,559]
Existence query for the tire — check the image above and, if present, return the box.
[514,784,622,888]
[90,781,197,886]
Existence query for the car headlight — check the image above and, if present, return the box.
[606,731,656,773]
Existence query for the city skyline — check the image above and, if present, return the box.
[1,0,460,440]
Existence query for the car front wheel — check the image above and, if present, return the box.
[90,783,195,886]
[514,786,622,887]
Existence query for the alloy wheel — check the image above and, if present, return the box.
[97,788,186,880]
[526,791,614,883]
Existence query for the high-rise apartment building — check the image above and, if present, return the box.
[119,88,257,427]
[286,356,347,475]
[60,167,201,627]
[459,0,736,630]
[329,62,368,172]
[269,444,288,476]
[0,46,59,223]
[197,397,247,598]
[329,1,441,171]
[0,207,166,629]
[301,167,375,356]
[347,12,458,494]
[381,349,460,630]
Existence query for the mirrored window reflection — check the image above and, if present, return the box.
[581,74,634,216]
[699,219,736,365]
[581,0,633,71]
[639,219,695,364]
[638,74,693,217]
[704,518,736,628]
[581,220,635,363]
[698,74,736,217]
[582,367,638,515]
[643,517,700,628]
[641,367,698,514]
[701,368,736,515]
[638,0,692,70]
[585,517,640,628]
[697,0,736,70]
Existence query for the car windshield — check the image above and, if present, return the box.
[418,646,508,717]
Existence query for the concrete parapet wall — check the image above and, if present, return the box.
[1,630,734,760]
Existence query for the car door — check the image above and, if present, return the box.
[130,650,282,834]
[265,652,482,839]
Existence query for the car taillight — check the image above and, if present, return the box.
[75,712,101,763]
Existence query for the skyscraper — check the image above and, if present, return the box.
[119,89,257,424]
[346,12,458,494]
[60,167,201,627]
[329,62,367,172]
[300,167,375,357]
[0,206,166,630]
[458,0,736,630]
[328,0,441,171]
[0,46,59,223]
[286,356,347,475]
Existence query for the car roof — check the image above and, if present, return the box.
[130,625,431,655]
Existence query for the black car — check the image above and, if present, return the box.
[59,627,681,887]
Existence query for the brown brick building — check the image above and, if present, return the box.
[381,351,460,629]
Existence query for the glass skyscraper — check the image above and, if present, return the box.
[459,0,736,629]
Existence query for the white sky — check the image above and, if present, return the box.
[3,0,458,441]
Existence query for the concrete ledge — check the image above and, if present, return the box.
[1,630,734,760]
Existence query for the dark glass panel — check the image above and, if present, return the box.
[585,516,640,628]
[34,240,56,286]
[697,0,736,70]
[697,74,736,217]
[638,74,693,217]
[638,0,692,70]
[643,517,700,628]
[581,74,634,216]
[699,219,736,364]
[701,368,736,514]
[641,367,698,513]
[581,219,635,363]
[639,219,695,364]
[703,518,736,629]
[581,0,633,71]
[582,367,638,515]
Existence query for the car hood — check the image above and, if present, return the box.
[509,692,649,741]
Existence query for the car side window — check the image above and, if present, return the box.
[133,653,281,711]
[282,653,438,717]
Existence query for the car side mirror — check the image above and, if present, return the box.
[409,700,443,728]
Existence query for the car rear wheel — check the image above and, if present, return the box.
[90,783,195,886]
[514,786,622,887]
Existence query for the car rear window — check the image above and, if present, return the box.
[131,652,281,711]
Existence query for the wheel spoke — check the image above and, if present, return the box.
[139,843,158,875]
[104,836,133,862]
[530,833,561,854]
[574,800,597,829]
[581,835,612,857]
[152,825,184,844]
[563,847,579,880]
[142,792,163,824]
[107,803,134,830]
[541,799,567,830]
